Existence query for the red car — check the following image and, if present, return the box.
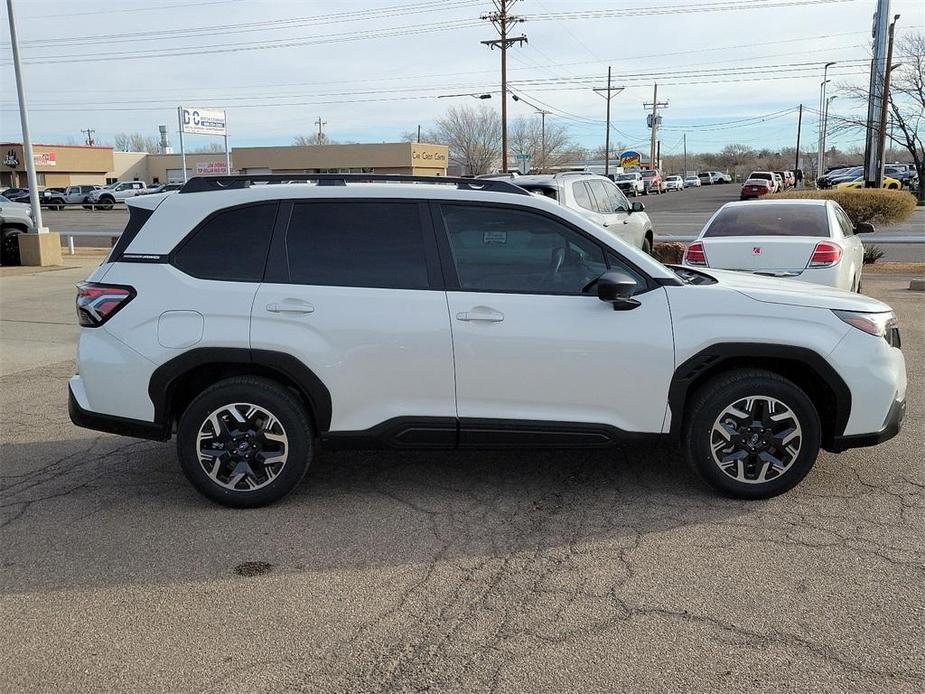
[739,178,773,200]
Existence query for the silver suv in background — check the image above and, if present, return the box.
[516,172,655,254]
[87,181,148,210]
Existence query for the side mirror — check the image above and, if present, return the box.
[597,271,640,311]
[631,201,645,213]
[855,222,875,234]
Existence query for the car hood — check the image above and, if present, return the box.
[700,268,891,312]
[1,200,30,210]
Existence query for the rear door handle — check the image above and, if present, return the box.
[266,301,315,314]
[456,309,504,323]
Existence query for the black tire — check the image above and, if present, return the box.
[98,196,114,211]
[682,369,821,500]
[642,235,653,255]
[1,227,23,266]
[176,376,314,508]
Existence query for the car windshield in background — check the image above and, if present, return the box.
[614,174,635,180]
[704,204,830,238]
[640,171,657,178]
[0,195,10,204]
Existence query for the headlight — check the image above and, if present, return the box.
[833,310,900,347]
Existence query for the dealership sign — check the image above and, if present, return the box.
[619,150,642,169]
[179,106,227,136]
[196,161,228,174]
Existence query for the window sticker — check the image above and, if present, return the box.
[483,231,507,245]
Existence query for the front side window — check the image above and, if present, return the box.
[587,180,615,214]
[285,201,429,289]
[440,204,607,294]
[173,203,277,281]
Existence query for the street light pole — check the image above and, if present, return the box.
[6,0,45,233]
[821,95,837,173]
[875,14,900,186]
[816,61,835,182]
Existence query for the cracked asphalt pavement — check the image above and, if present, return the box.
[1,259,923,693]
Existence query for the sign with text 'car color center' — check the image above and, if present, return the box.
[179,107,226,136]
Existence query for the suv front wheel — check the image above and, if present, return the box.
[683,369,821,499]
[177,376,313,508]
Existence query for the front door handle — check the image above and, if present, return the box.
[456,309,504,323]
[266,301,315,314]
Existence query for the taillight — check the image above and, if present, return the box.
[685,240,707,266]
[76,282,136,327]
[809,241,842,267]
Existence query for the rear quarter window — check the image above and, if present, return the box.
[704,205,830,238]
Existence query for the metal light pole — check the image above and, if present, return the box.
[816,61,835,181]
[821,95,837,173]
[6,0,45,232]
[874,14,900,186]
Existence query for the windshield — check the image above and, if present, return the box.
[704,204,830,238]
[519,185,557,201]
[615,174,635,181]
[640,171,657,178]
[0,195,9,204]
[103,182,119,189]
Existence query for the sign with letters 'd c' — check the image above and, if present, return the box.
[179,107,226,136]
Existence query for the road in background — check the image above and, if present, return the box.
[42,187,924,262]
[1,259,923,693]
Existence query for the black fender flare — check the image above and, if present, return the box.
[667,343,851,444]
[149,347,333,433]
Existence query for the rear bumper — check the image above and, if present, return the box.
[68,382,169,441]
[829,397,905,452]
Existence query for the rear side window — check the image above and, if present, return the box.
[109,205,154,262]
[704,204,830,238]
[572,182,595,211]
[173,203,278,281]
[285,201,429,289]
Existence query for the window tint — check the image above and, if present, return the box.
[441,204,607,294]
[605,181,629,211]
[572,181,595,211]
[173,203,277,281]
[704,204,830,238]
[587,180,614,214]
[286,201,429,289]
[834,206,854,236]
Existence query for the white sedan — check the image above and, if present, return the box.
[682,199,870,291]
[684,176,701,187]
[664,175,685,191]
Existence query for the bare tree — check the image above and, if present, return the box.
[292,133,339,146]
[507,116,578,171]
[113,132,159,153]
[430,104,501,175]
[834,31,925,199]
[189,141,226,153]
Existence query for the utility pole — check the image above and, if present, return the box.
[822,95,837,174]
[481,0,527,173]
[314,116,327,144]
[592,66,624,176]
[417,124,421,143]
[643,84,668,170]
[81,128,95,146]
[656,140,661,169]
[6,0,45,233]
[683,133,687,175]
[512,94,550,172]
[863,0,891,187]
[794,104,803,175]
[875,13,900,186]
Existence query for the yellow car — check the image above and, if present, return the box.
[836,176,901,190]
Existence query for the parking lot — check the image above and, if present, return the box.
[1,256,922,692]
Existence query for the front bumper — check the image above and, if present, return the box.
[829,397,905,452]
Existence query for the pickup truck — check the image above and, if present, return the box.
[611,171,644,197]
[42,185,100,210]
[0,193,33,265]
[87,181,148,210]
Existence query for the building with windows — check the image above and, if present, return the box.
[1,141,449,189]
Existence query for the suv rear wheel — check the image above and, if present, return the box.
[683,369,821,499]
[177,376,313,508]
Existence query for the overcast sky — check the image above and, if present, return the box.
[1,0,923,155]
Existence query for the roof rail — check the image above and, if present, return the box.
[178,173,531,196]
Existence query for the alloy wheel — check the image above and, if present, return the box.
[196,402,289,492]
[710,395,802,484]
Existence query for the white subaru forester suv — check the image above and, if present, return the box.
[69,175,906,508]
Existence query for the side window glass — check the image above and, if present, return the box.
[572,181,596,212]
[606,181,628,211]
[587,180,613,214]
[286,202,429,289]
[173,203,277,282]
[441,205,607,294]
[835,208,854,236]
